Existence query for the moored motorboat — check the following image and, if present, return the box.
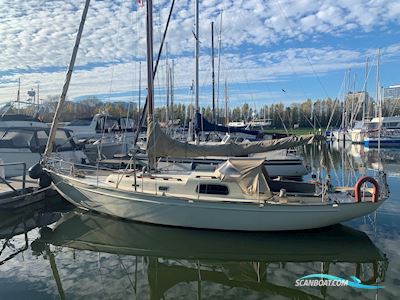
[0,124,88,177]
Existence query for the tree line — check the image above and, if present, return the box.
[11,94,400,130]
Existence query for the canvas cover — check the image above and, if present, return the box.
[147,121,320,160]
[214,158,271,196]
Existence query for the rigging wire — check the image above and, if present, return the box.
[97,0,127,161]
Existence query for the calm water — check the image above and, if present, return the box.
[0,144,399,299]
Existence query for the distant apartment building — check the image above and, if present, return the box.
[384,85,400,100]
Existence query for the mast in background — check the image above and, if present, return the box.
[170,59,174,125]
[17,78,21,113]
[216,10,223,125]
[138,61,142,124]
[37,83,40,106]
[224,79,228,126]
[363,57,369,122]
[146,0,154,122]
[211,21,215,124]
[165,43,170,124]
[194,0,200,143]
[376,49,381,152]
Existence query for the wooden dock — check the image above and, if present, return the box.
[0,176,56,209]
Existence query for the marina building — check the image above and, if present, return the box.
[384,85,400,100]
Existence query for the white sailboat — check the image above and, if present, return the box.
[40,0,388,231]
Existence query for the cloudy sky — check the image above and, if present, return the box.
[0,0,399,109]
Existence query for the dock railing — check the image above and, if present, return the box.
[0,162,27,192]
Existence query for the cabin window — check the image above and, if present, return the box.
[104,118,119,131]
[54,130,69,146]
[36,130,48,147]
[196,184,229,195]
[96,118,104,131]
[0,130,33,148]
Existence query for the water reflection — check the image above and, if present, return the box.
[354,147,400,177]
[0,197,68,266]
[32,210,387,299]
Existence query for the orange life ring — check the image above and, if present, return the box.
[354,176,379,203]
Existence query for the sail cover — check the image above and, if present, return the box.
[194,112,261,136]
[147,121,321,160]
[214,158,271,196]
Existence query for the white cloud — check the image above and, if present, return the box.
[0,0,399,104]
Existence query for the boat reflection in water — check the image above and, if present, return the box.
[34,210,388,299]
[0,196,69,266]
[363,148,400,177]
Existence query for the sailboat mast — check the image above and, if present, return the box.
[224,79,228,125]
[211,21,215,124]
[17,78,20,102]
[171,59,174,125]
[138,61,141,123]
[264,105,266,122]
[44,0,90,159]
[37,83,40,106]
[17,78,20,113]
[363,57,368,122]
[165,43,169,124]
[146,0,154,121]
[132,0,176,148]
[194,0,200,143]
[376,49,381,151]
[376,49,380,118]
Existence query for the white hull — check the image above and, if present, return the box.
[50,171,384,231]
[349,129,365,144]
[332,130,351,141]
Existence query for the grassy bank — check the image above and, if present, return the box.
[264,128,320,136]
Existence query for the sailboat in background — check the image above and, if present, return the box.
[38,0,388,231]
[63,112,136,161]
[362,50,400,148]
